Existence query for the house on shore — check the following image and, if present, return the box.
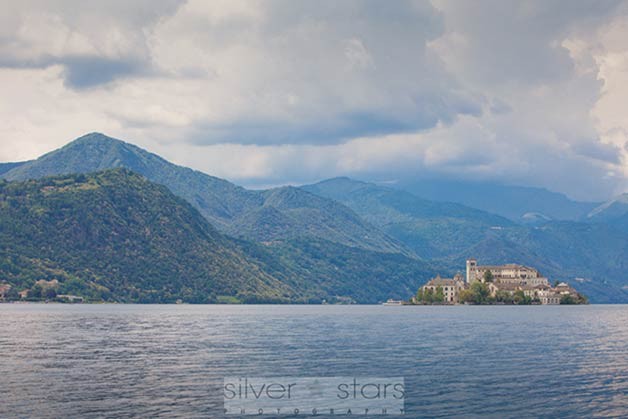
[0,283,11,300]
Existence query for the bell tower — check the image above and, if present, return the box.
[466,258,477,283]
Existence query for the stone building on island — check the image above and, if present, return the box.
[420,273,466,304]
[466,258,550,286]
[416,259,583,305]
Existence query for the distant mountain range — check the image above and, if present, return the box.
[302,177,628,303]
[302,177,512,259]
[393,179,599,222]
[586,193,628,222]
[1,132,627,303]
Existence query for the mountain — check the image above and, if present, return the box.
[393,179,598,222]
[2,133,403,254]
[587,193,628,222]
[303,177,628,303]
[445,223,628,303]
[302,177,513,258]
[238,237,435,303]
[2,133,263,229]
[0,162,26,176]
[0,170,434,303]
[3,133,627,303]
[225,186,407,254]
[0,169,295,303]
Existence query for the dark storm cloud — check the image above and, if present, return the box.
[60,56,146,88]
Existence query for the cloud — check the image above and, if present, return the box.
[0,0,183,88]
[1,0,628,200]
[145,0,484,144]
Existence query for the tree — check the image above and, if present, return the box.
[460,282,490,304]
[560,294,576,304]
[434,286,444,303]
[416,288,424,303]
[513,290,532,305]
[459,289,473,303]
[5,287,19,301]
[424,288,434,303]
[495,290,513,303]
[44,287,57,300]
[473,282,490,303]
[483,270,494,283]
[29,284,43,299]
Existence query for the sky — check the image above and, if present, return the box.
[1,0,628,201]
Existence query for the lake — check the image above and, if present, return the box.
[0,304,626,418]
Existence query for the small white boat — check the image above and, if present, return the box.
[382,299,404,306]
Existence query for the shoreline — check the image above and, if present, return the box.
[1,301,611,306]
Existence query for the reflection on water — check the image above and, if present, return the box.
[1,304,627,418]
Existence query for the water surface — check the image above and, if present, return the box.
[1,304,626,418]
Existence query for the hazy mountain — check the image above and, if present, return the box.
[2,133,403,255]
[303,177,628,303]
[0,170,433,303]
[302,177,512,258]
[0,162,26,176]
[452,222,628,303]
[587,193,628,222]
[224,186,407,253]
[393,179,598,222]
[520,212,552,225]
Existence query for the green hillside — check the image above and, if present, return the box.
[3,133,627,303]
[302,177,512,258]
[2,133,403,254]
[226,186,408,254]
[0,170,432,303]
[0,170,297,303]
[3,133,264,229]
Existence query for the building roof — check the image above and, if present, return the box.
[490,283,521,291]
[424,275,464,287]
[491,283,546,291]
[475,264,537,271]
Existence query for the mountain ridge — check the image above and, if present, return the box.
[2,133,628,303]
[587,193,628,222]
[2,133,405,255]
[392,178,599,222]
[0,169,435,303]
[302,177,513,259]
[302,177,628,302]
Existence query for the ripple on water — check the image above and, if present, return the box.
[0,304,626,418]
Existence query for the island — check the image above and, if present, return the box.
[410,258,587,305]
